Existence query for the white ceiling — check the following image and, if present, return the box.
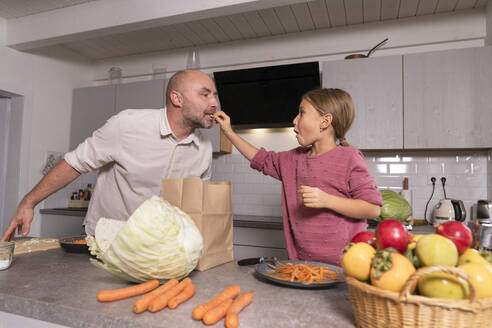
[0,0,488,60]
[0,0,96,19]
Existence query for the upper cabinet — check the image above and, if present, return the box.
[115,79,167,113]
[200,125,232,154]
[322,55,403,150]
[70,84,116,150]
[70,79,165,150]
[404,47,492,149]
[70,78,231,153]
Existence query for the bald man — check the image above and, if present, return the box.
[2,70,219,240]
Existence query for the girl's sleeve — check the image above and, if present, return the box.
[250,148,282,180]
[347,150,383,206]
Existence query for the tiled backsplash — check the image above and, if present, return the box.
[212,150,490,223]
[44,149,490,225]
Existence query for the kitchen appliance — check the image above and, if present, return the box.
[213,62,320,129]
[430,198,466,227]
[469,200,492,250]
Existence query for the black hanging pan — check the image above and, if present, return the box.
[345,38,389,59]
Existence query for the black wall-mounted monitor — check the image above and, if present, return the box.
[213,62,321,129]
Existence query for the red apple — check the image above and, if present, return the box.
[435,221,473,254]
[351,231,375,246]
[375,219,410,253]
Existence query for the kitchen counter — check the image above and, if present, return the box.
[367,222,435,235]
[0,249,355,328]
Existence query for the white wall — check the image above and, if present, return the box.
[0,24,94,237]
[487,0,492,45]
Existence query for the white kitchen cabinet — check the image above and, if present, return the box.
[71,78,231,154]
[70,79,167,150]
[201,73,232,153]
[200,125,232,153]
[322,55,403,149]
[115,79,167,113]
[404,47,492,148]
[233,226,287,260]
[70,85,116,149]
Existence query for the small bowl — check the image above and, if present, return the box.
[59,235,89,254]
[0,241,15,270]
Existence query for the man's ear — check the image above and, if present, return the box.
[320,113,333,129]
[169,90,183,108]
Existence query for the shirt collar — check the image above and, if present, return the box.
[160,107,200,146]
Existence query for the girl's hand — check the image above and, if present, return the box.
[213,111,233,134]
[298,185,331,209]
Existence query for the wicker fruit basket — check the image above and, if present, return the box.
[346,265,492,328]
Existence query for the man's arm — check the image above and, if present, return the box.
[1,160,80,241]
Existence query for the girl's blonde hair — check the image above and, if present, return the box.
[302,88,355,147]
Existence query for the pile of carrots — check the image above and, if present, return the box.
[96,279,254,327]
[97,278,196,313]
[192,285,254,327]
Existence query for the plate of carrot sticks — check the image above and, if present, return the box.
[255,260,345,288]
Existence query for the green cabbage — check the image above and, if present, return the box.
[378,190,412,222]
[87,196,203,283]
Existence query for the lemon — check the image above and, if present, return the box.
[416,234,458,267]
[458,262,492,298]
[458,248,489,266]
[418,272,469,299]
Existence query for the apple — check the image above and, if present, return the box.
[350,231,375,246]
[375,219,410,254]
[436,221,473,255]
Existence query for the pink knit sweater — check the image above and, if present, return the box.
[251,146,383,266]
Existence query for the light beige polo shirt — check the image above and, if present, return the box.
[64,107,212,235]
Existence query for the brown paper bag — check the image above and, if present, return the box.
[161,177,233,271]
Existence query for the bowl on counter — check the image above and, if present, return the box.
[59,235,89,254]
[0,240,15,270]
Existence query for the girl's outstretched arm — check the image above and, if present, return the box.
[213,111,259,161]
[298,186,381,219]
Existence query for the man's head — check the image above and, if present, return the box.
[166,70,218,130]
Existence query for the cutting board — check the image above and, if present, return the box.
[14,238,61,255]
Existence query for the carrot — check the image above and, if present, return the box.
[168,284,196,309]
[192,285,241,320]
[133,279,179,314]
[224,291,255,328]
[202,298,233,325]
[96,279,159,302]
[148,277,192,313]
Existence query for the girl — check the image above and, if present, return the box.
[213,88,382,266]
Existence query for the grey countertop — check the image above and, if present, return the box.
[0,249,355,328]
